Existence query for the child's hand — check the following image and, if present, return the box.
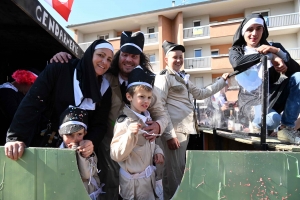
[128,123,141,135]
[78,140,94,158]
[154,153,164,164]
[67,142,79,149]
[222,73,229,80]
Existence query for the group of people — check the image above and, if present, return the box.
[1,13,300,200]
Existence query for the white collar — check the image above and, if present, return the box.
[73,69,95,110]
[118,74,128,86]
[0,82,18,92]
[244,46,258,55]
[177,71,185,78]
[125,105,151,124]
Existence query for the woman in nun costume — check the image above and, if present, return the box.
[229,13,300,144]
[5,39,113,160]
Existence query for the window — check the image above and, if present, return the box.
[97,34,109,40]
[193,20,201,27]
[148,27,155,39]
[195,77,204,88]
[194,49,202,57]
[253,10,269,25]
[211,49,219,56]
[149,54,155,62]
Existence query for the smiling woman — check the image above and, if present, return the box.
[4,39,114,162]
[93,48,113,77]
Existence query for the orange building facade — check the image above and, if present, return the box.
[69,0,300,88]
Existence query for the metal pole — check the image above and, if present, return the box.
[261,56,268,150]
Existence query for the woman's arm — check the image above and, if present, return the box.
[5,63,62,160]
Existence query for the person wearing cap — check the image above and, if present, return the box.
[50,31,168,199]
[4,39,114,161]
[110,66,164,200]
[155,40,229,199]
[0,70,38,145]
[58,106,104,200]
[229,13,300,143]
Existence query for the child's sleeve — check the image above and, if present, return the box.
[76,151,97,180]
[154,144,164,157]
[110,119,138,162]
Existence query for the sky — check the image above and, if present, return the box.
[38,0,205,36]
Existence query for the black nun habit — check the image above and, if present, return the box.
[7,39,112,147]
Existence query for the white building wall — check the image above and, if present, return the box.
[190,73,213,87]
[76,31,84,43]
[183,15,210,28]
[245,1,295,16]
[144,50,159,61]
[297,32,300,47]
[268,33,298,48]
[83,30,116,43]
[295,0,300,12]
[184,44,211,58]
[140,24,158,34]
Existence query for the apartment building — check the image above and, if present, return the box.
[67,0,300,88]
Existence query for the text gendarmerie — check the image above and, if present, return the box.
[35,5,79,57]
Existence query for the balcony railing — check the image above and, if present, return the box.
[287,48,300,60]
[150,61,160,72]
[184,56,211,69]
[183,25,210,39]
[267,13,299,28]
[144,32,158,44]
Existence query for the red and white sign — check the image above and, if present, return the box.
[44,0,74,21]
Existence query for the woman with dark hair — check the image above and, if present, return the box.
[229,13,300,143]
[4,39,113,160]
[0,70,38,145]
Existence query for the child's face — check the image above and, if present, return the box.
[126,88,152,113]
[63,128,86,149]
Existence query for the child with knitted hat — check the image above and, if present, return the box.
[58,106,104,200]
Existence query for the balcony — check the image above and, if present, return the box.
[183,25,210,39]
[150,61,160,73]
[184,54,232,71]
[144,32,158,44]
[183,13,300,42]
[267,13,299,28]
[184,56,211,69]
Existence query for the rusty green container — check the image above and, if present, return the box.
[0,147,90,200]
[1,147,300,199]
[173,151,300,200]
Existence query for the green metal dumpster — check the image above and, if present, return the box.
[173,151,300,200]
[1,147,300,199]
[0,147,90,200]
